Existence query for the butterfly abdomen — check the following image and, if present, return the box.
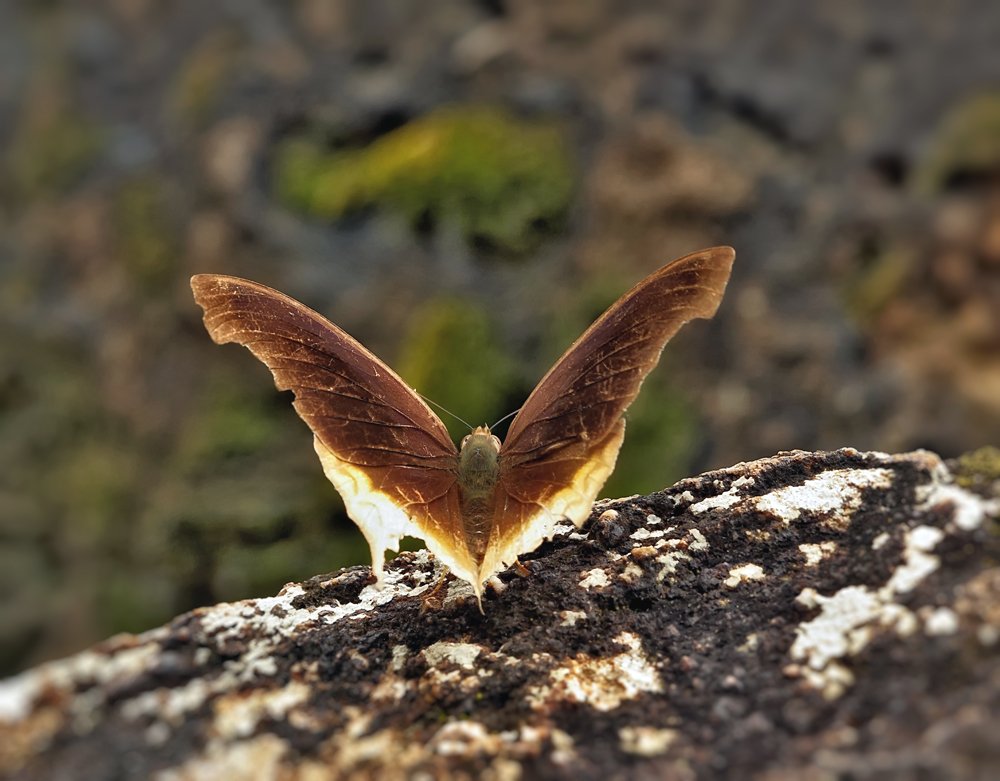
[458,428,502,559]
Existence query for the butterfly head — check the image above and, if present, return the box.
[458,425,502,496]
[460,425,501,452]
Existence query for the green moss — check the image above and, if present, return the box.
[954,446,1000,489]
[273,106,575,253]
[397,298,516,441]
[917,92,1000,193]
[113,176,179,292]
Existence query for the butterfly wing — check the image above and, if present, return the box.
[481,246,736,580]
[190,275,480,585]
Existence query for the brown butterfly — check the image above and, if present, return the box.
[191,246,734,606]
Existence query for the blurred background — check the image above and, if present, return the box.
[2,1,999,675]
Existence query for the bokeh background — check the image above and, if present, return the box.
[2,1,999,675]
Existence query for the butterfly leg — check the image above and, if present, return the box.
[419,571,451,614]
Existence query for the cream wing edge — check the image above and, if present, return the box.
[476,420,627,587]
[313,438,480,591]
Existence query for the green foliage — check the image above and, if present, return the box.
[917,92,1000,193]
[274,106,575,253]
[397,298,516,441]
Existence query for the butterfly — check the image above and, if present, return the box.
[191,246,734,607]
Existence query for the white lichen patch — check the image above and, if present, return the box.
[738,633,759,653]
[646,514,662,525]
[619,726,679,756]
[724,563,766,588]
[579,568,611,590]
[799,541,837,566]
[369,674,412,705]
[0,671,43,724]
[431,720,501,757]
[871,532,890,550]
[390,645,409,672]
[688,528,710,552]
[630,527,666,541]
[25,558,443,737]
[884,526,944,594]
[156,732,290,781]
[923,607,960,636]
[527,632,663,712]
[655,548,692,582]
[791,523,952,700]
[0,636,165,724]
[918,477,995,532]
[552,520,589,541]
[559,610,587,627]
[689,475,755,513]
[753,468,894,526]
[800,660,855,700]
[620,562,645,583]
[423,642,483,670]
[213,681,311,740]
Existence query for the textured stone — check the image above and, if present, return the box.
[1,448,997,780]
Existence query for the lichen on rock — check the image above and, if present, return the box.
[1,448,997,779]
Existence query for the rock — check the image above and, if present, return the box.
[1,448,998,780]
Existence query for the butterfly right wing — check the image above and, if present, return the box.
[191,275,479,585]
[480,247,736,581]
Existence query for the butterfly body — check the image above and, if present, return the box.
[457,426,502,560]
[192,246,735,608]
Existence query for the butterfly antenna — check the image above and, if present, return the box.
[418,393,474,430]
[490,407,521,431]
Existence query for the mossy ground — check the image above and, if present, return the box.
[274,106,575,254]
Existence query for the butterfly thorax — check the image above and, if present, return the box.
[458,426,501,560]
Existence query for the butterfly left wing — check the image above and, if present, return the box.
[190,275,480,586]
[479,247,736,581]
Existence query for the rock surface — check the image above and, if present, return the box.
[1,448,998,780]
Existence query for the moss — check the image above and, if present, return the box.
[113,176,178,293]
[916,92,1000,193]
[397,297,516,441]
[273,106,575,253]
[954,446,1000,490]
